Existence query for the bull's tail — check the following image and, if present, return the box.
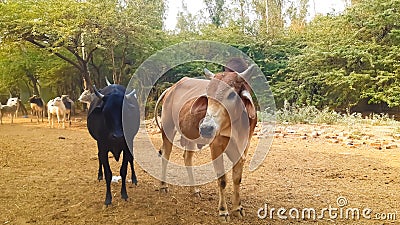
[154,87,171,131]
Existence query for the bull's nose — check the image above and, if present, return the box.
[200,125,215,138]
[110,133,124,141]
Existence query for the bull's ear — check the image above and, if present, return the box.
[203,68,215,79]
[190,95,208,114]
[241,90,256,119]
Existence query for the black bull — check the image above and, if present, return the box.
[87,84,140,205]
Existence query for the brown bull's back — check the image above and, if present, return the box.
[161,77,209,140]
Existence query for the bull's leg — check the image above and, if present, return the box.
[129,155,137,185]
[99,147,112,205]
[61,113,65,128]
[183,150,200,196]
[97,153,103,181]
[231,158,245,218]
[120,151,129,201]
[10,112,14,124]
[160,131,173,193]
[56,112,61,128]
[216,173,229,222]
[48,111,51,128]
[32,109,36,123]
[67,113,71,126]
[211,137,230,222]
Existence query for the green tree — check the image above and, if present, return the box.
[274,0,400,110]
[0,0,166,92]
[176,1,199,33]
[204,0,226,28]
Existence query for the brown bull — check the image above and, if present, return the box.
[155,64,257,222]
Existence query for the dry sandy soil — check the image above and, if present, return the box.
[0,114,399,225]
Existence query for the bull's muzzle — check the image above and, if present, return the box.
[199,116,218,139]
[110,130,124,142]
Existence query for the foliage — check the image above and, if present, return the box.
[274,0,400,110]
[0,0,166,97]
[1,0,400,117]
[260,104,399,126]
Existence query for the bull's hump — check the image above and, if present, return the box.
[175,77,209,92]
[101,84,126,95]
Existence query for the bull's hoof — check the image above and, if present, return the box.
[132,177,138,185]
[159,187,168,193]
[121,193,128,201]
[218,212,230,223]
[232,206,245,218]
[193,190,201,198]
[104,199,112,206]
[98,175,103,181]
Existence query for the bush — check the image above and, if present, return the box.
[259,104,399,126]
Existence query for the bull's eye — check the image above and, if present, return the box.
[227,91,236,100]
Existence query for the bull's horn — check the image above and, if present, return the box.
[204,68,215,79]
[238,64,257,80]
[125,89,137,98]
[93,85,104,99]
[105,76,112,86]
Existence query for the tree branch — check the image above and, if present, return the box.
[25,37,84,73]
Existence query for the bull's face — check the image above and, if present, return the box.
[93,86,137,143]
[191,65,256,139]
[78,90,92,104]
[7,97,19,107]
[103,94,124,142]
[50,97,63,107]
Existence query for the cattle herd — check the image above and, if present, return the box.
[2,59,260,221]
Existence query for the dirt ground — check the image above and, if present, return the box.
[0,114,399,225]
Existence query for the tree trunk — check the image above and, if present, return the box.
[25,71,40,96]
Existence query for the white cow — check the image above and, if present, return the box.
[47,97,66,128]
[78,90,95,110]
[1,99,19,124]
[6,97,20,118]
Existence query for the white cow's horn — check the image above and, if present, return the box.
[93,85,104,99]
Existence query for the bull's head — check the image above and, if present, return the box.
[49,97,63,107]
[78,90,92,104]
[190,65,256,139]
[92,85,137,143]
